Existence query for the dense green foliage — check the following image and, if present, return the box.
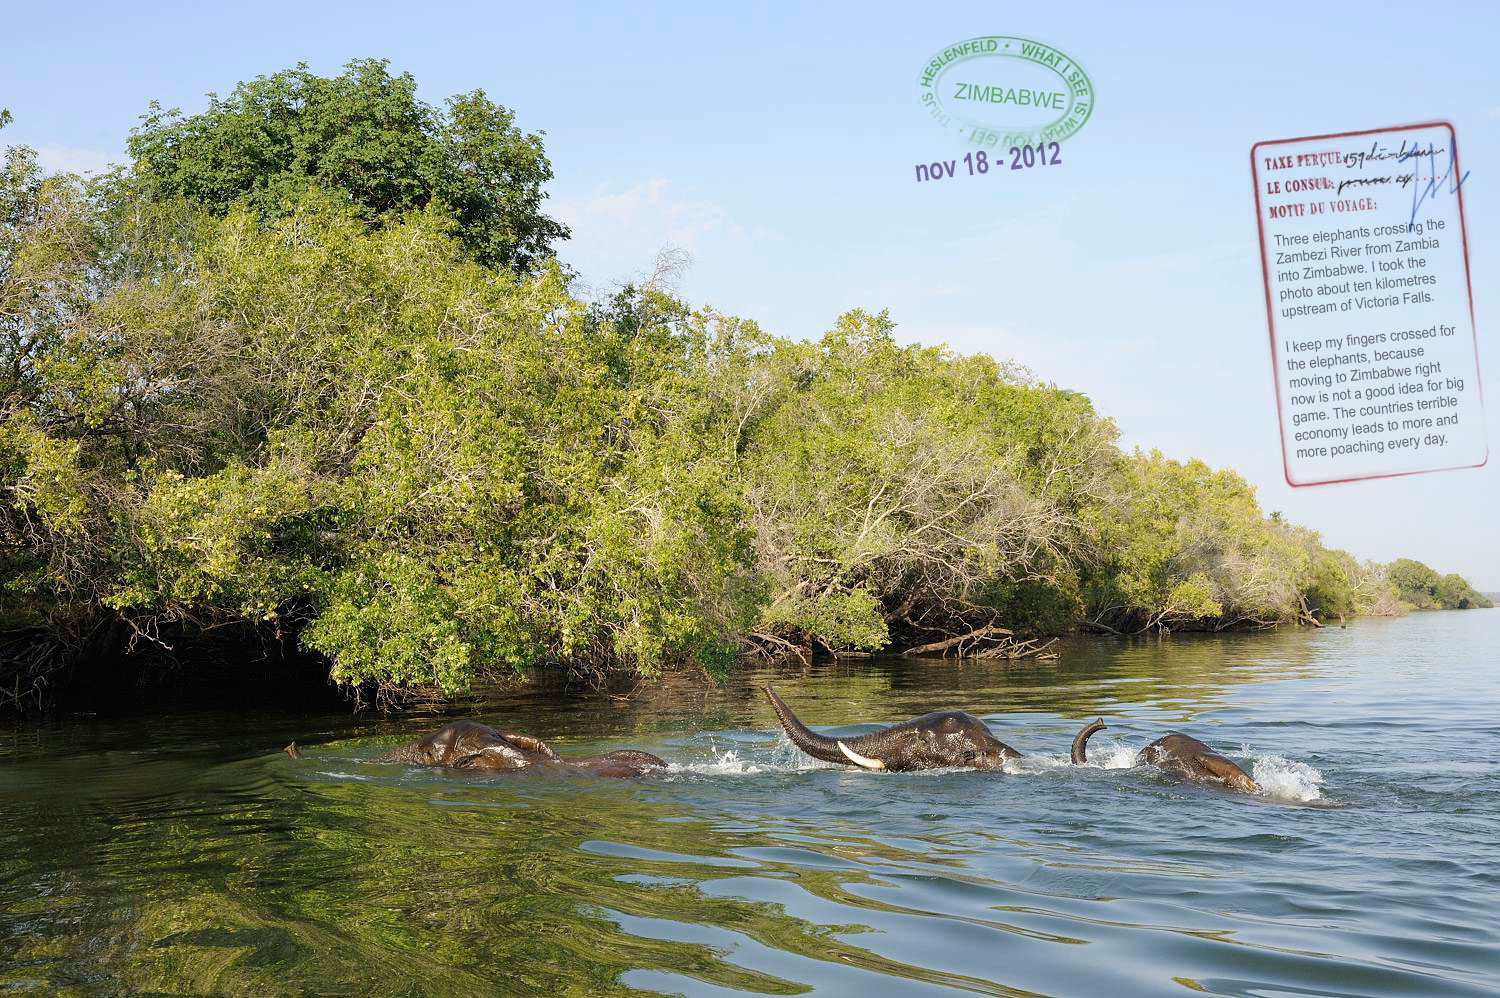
[1386,558,1493,610]
[0,72,1488,707]
[735,311,1110,651]
[123,60,567,272]
[1,183,756,699]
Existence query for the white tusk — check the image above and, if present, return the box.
[838,740,886,770]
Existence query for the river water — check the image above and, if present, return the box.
[2,611,1497,996]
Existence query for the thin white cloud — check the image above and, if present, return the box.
[31,144,119,176]
[554,178,731,287]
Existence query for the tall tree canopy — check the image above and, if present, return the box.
[124,59,568,273]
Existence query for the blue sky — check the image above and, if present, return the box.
[4,0,1497,586]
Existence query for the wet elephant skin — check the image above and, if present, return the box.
[765,686,1026,771]
[284,720,666,778]
[1071,719,1261,793]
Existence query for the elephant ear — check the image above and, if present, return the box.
[1200,752,1261,792]
[500,733,561,760]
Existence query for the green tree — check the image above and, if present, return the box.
[1387,558,1442,608]
[1083,451,1312,631]
[124,59,568,273]
[733,311,1110,652]
[1,134,110,650]
[1433,573,1490,609]
[3,192,759,700]
[1388,558,1492,610]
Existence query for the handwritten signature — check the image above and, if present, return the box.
[1343,139,1440,170]
[1398,140,1469,233]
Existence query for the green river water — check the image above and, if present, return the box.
[3,611,1497,995]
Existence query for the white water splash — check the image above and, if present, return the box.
[1014,738,1327,803]
[667,741,834,777]
[1250,753,1326,802]
[665,737,1326,802]
[1016,738,1137,772]
[1077,739,1140,771]
[666,748,773,776]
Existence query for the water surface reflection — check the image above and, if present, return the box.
[2,613,1497,995]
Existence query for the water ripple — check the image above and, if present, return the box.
[3,612,1498,994]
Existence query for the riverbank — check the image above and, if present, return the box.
[4,604,1490,720]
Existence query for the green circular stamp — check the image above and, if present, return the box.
[918,36,1094,146]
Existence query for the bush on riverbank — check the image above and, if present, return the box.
[0,68,1488,708]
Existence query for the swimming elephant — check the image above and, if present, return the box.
[766,685,1051,771]
[284,719,667,778]
[1070,718,1262,793]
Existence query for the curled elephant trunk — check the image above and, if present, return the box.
[765,686,858,766]
[1070,719,1107,765]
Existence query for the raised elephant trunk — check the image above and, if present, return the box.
[764,686,855,766]
[1070,718,1107,764]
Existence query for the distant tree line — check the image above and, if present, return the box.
[0,64,1489,710]
[1384,559,1492,611]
